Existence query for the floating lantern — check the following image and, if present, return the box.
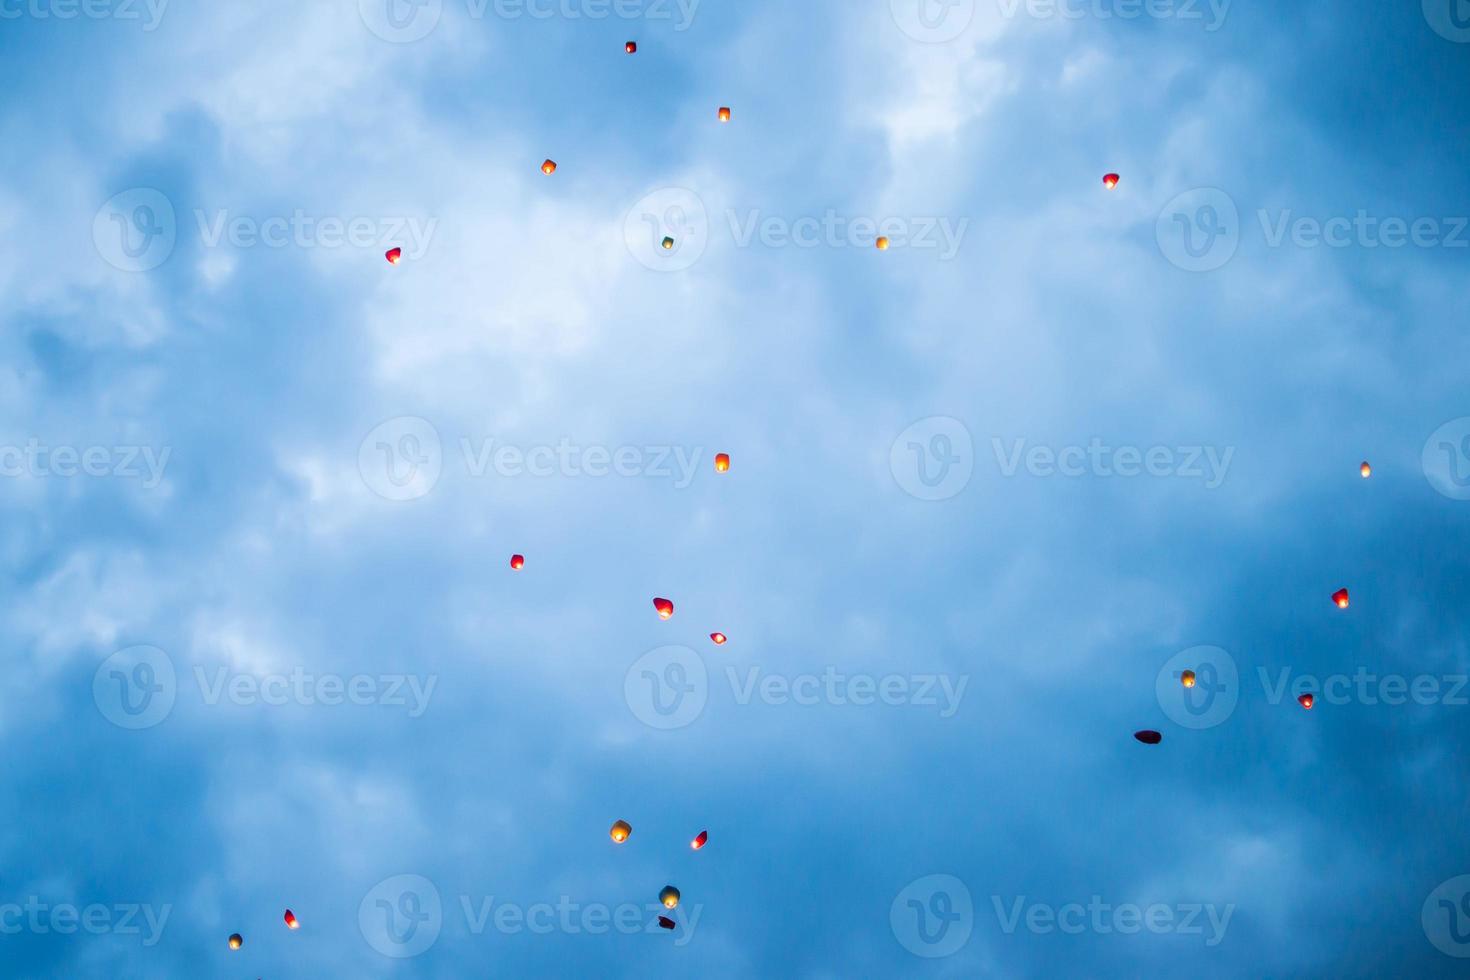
[1103,173,1120,190]
[1332,588,1350,609]
[661,236,675,250]
[1360,461,1372,478]
[1180,669,1196,689]
[710,632,727,645]
[1134,730,1162,745]
[718,107,731,122]
[284,910,298,930]
[1298,693,1315,710]
[653,597,674,620]
[541,159,557,175]
[228,934,243,951]
[691,830,708,850]
[875,236,890,250]
[610,819,631,843]
[625,41,637,53]
[658,915,675,930]
[510,554,525,571]
[384,247,402,265]
[714,453,730,473]
[659,885,681,909]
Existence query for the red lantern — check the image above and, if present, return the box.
[653,597,674,620]
[718,107,731,122]
[709,632,727,645]
[1134,730,1162,745]
[1103,173,1120,190]
[1298,693,1314,710]
[658,915,675,930]
[541,159,557,175]
[284,909,298,930]
[691,830,708,850]
[625,41,636,53]
[510,554,525,571]
[1332,588,1350,609]
[385,247,402,265]
[714,453,730,473]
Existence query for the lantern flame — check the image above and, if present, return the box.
[691,830,708,850]
[1103,173,1120,190]
[1333,588,1350,609]
[541,159,557,175]
[710,632,727,645]
[715,453,730,473]
[1298,693,1315,710]
[718,107,731,122]
[385,247,402,265]
[653,597,674,620]
[610,819,631,843]
[284,910,298,930]
[510,554,525,571]
[625,41,636,53]
[1180,669,1196,688]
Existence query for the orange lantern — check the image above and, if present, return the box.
[510,554,525,571]
[875,236,889,250]
[1332,588,1350,609]
[691,830,708,850]
[610,819,631,843]
[385,247,402,265]
[714,453,730,473]
[1103,173,1120,190]
[659,885,681,909]
[710,632,727,645]
[658,915,675,930]
[653,597,674,620]
[1180,669,1196,688]
[625,41,637,53]
[1360,461,1372,478]
[284,909,299,930]
[228,934,243,951]
[1298,693,1314,710]
[541,159,557,175]
[718,107,731,122]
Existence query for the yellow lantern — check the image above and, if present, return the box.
[659,885,680,909]
[1180,669,1196,688]
[228,934,243,950]
[610,819,631,843]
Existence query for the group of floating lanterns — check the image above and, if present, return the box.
[227,910,297,950]
[608,820,705,929]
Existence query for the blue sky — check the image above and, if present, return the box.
[3,0,1470,976]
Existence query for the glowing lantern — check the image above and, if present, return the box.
[1180,669,1196,688]
[1360,461,1371,478]
[691,830,708,850]
[658,916,675,930]
[875,236,890,250]
[653,597,674,620]
[541,159,557,175]
[718,107,731,122]
[1332,588,1350,609]
[659,886,681,909]
[610,819,631,843]
[1298,693,1314,710]
[284,909,298,930]
[1134,730,1162,745]
[228,934,243,951]
[625,41,636,53]
[510,554,525,571]
[1103,173,1120,190]
[714,453,730,472]
[661,236,675,250]
[710,632,727,645]
[385,247,402,265]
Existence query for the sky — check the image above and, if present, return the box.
[2,0,1470,976]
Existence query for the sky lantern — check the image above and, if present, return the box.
[658,916,675,930]
[1360,461,1372,478]
[510,554,525,571]
[1332,588,1350,609]
[653,597,674,620]
[1298,693,1315,710]
[284,909,299,930]
[718,107,731,122]
[541,159,557,175]
[660,886,681,909]
[228,934,243,951]
[1180,669,1196,688]
[661,236,675,250]
[1134,730,1162,745]
[384,246,402,265]
[715,453,730,472]
[875,236,890,250]
[625,41,636,53]
[610,819,631,843]
[691,830,708,850]
[710,632,727,645]
[1103,173,1120,190]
